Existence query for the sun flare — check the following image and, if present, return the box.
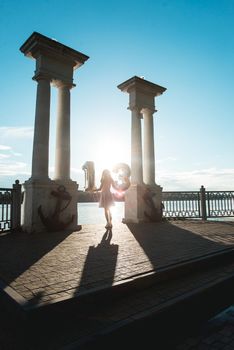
[93,139,130,185]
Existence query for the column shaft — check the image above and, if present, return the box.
[54,83,71,180]
[31,77,51,180]
[143,108,155,185]
[131,108,143,184]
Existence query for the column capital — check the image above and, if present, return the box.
[128,105,140,112]
[141,107,157,115]
[32,72,51,82]
[53,80,75,89]
[128,106,143,118]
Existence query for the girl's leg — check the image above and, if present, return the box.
[109,209,112,227]
[104,208,112,228]
[104,208,109,226]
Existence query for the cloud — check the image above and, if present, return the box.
[11,151,22,157]
[0,153,10,159]
[0,144,22,159]
[158,167,234,191]
[0,145,11,150]
[0,161,30,176]
[0,126,33,139]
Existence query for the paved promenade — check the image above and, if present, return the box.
[0,219,234,349]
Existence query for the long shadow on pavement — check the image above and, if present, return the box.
[75,229,118,295]
[126,220,234,271]
[0,230,74,285]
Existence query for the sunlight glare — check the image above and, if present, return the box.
[93,137,130,185]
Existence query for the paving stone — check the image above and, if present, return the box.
[0,220,234,349]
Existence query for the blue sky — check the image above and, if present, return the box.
[0,0,233,191]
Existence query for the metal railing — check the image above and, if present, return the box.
[162,186,234,219]
[0,180,21,233]
[162,191,201,218]
[0,187,12,232]
[206,190,234,218]
[1,181,233,233]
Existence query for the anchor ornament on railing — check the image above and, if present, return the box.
[38,185,75,232]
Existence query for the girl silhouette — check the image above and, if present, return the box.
[96,169,117,229]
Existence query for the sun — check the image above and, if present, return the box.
[93,138,130,185]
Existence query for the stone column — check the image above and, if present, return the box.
[54,81,72,181]
[20,32,89,233]
[31,74,51,180]
[118,76,166,223]
[142,107,156,186]
[130,107,143,185]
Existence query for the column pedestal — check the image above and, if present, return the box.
[142,184,163,222]
[123,184,163,223]
[22,179,54,233]
[22,179,79,233]
[123,184,146,223]
[50,179,79,232]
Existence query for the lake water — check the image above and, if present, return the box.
[77,202,234,225]
[77,202,125,225]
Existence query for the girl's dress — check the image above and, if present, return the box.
[99,178,115,208]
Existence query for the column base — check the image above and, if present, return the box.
[123,184,163,223]
[142,184,163,222]
[22,179,80,234]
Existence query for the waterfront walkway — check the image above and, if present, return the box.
[0,219,234,349]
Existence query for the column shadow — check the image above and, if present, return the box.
[0,230,74,285]
[126,221,234,271]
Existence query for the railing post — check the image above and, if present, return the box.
[200,185,207,220]
[11,180,22,231]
